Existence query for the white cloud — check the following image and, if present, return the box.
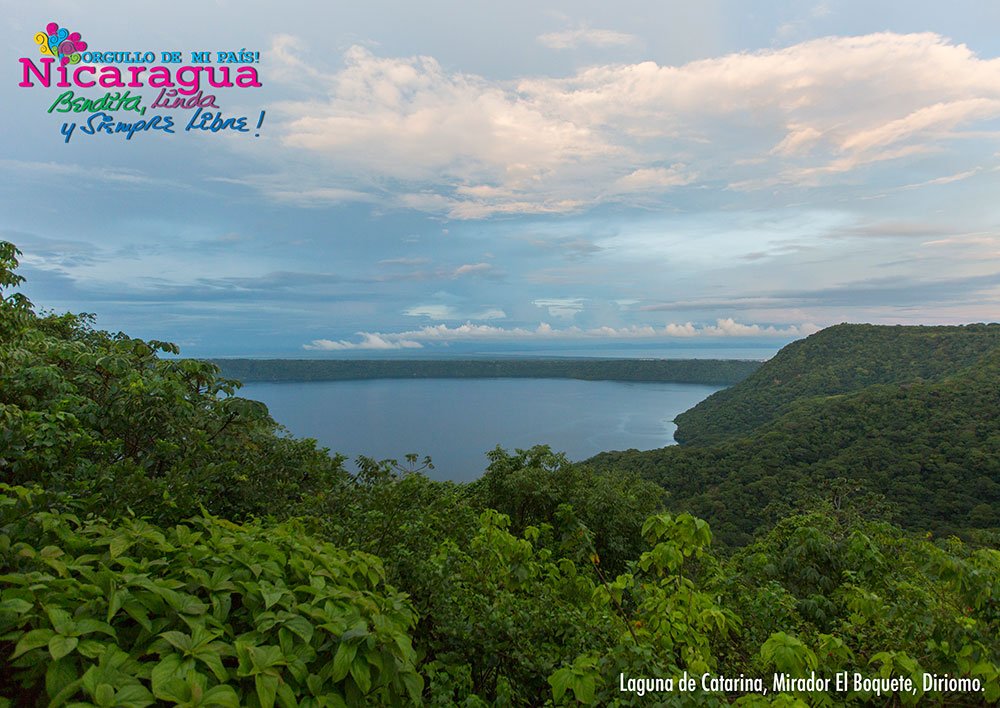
[380,257,431,265]
[303,319,817,348]
[532,297,585,317]
[537,27,637,50]
[701,318,820,337]
[403,304,507,320]
[611,165,697,192]
[263,32,1000,216]
[453,262,493,277]
[403,304,456,318]
[303,333,424,350]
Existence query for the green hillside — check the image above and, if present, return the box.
[211,357,761,385]
[589,324,1000,545]
[673,323,1000,446]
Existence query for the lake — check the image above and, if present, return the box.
[238,378,722,482]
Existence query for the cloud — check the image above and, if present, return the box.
[611,165,697,192]
[702,318,821,337]
[303,333,423,350]
[0,160,180,189]
[532,297,585,317]
[537,27,638,50]
[403,304,456,318]
[258,33,1000,216]
[303,318,817,349]
[403,304,507,320]
[453,263,492,277]
[474,308,507,320]
[379,257,430,265]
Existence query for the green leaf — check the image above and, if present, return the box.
[75,619,116,638]
[576,674,596,705]
[350,658,371,694]
[48,634,79,660]
[11,627,55,658]
[46,658,78,699]
[151,654,185,694]
[94,683,115,708]
[47,608,73,635]
[255,674,278,708]
[330,642,357,683]
[200,685,241,708]
[401,672,424,703]
[194,649,229,682]
[260,586,285,610]
[549,669,573,701]
[282,615,314,644]
[112,684,155,708]
[0,598,32,613]
[108,536,131,559]
[159,631,191,652]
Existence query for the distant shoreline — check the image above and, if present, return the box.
[209,358,763,386]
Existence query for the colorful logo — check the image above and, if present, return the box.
[34,22,87,67]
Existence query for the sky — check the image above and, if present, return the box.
[3,0,1000,358]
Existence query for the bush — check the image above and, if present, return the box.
[0,485,422,708]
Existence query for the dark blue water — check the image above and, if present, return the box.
[239,378,722,482]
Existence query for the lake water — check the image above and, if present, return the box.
[238,378,722,482]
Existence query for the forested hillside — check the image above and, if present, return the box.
[2,241,999,707]
[672,323,1000,446]
[211,358,761,385]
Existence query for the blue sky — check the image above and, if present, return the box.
[3,1,1000,357]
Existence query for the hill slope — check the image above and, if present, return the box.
[588,323,1000,545]
[673,323,1000,446]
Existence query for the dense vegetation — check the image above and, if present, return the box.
[672,323,1000,446]
[211,358,761,386]
[588,324,1000,546]
[2,241,999,706]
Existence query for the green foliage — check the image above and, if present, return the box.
[0,243,33,342]
[721,510,1000,706]
[674,323,1000,446]
[470,446,666,575]
[0,485,422,707]
[0,297,346,524]
[588,338,1000,544]
[212,358,761,386]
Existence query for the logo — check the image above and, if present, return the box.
[34,22,87,67]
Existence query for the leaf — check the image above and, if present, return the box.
[255,674,278,708]
[48,634,79,660]
[122,603,153,633]
[75,619,116,638]
[47,607,74,635]
[350,658,371,694]
[194,648,229,683]
[94,683,115,708]
[549,669,573,701]
[46,658,77,699]
[151,654,184,694]
[401,672,424,703]
[330,642,357,683]
[260,586,285,610]
[112,684,155,708]
[0,598,32,613]
[109,535,131,558]
[11,627,55,658]
[159,631,191,652]
[282,615,314,644]
[200,685,241,708]
[575,674,596,705]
